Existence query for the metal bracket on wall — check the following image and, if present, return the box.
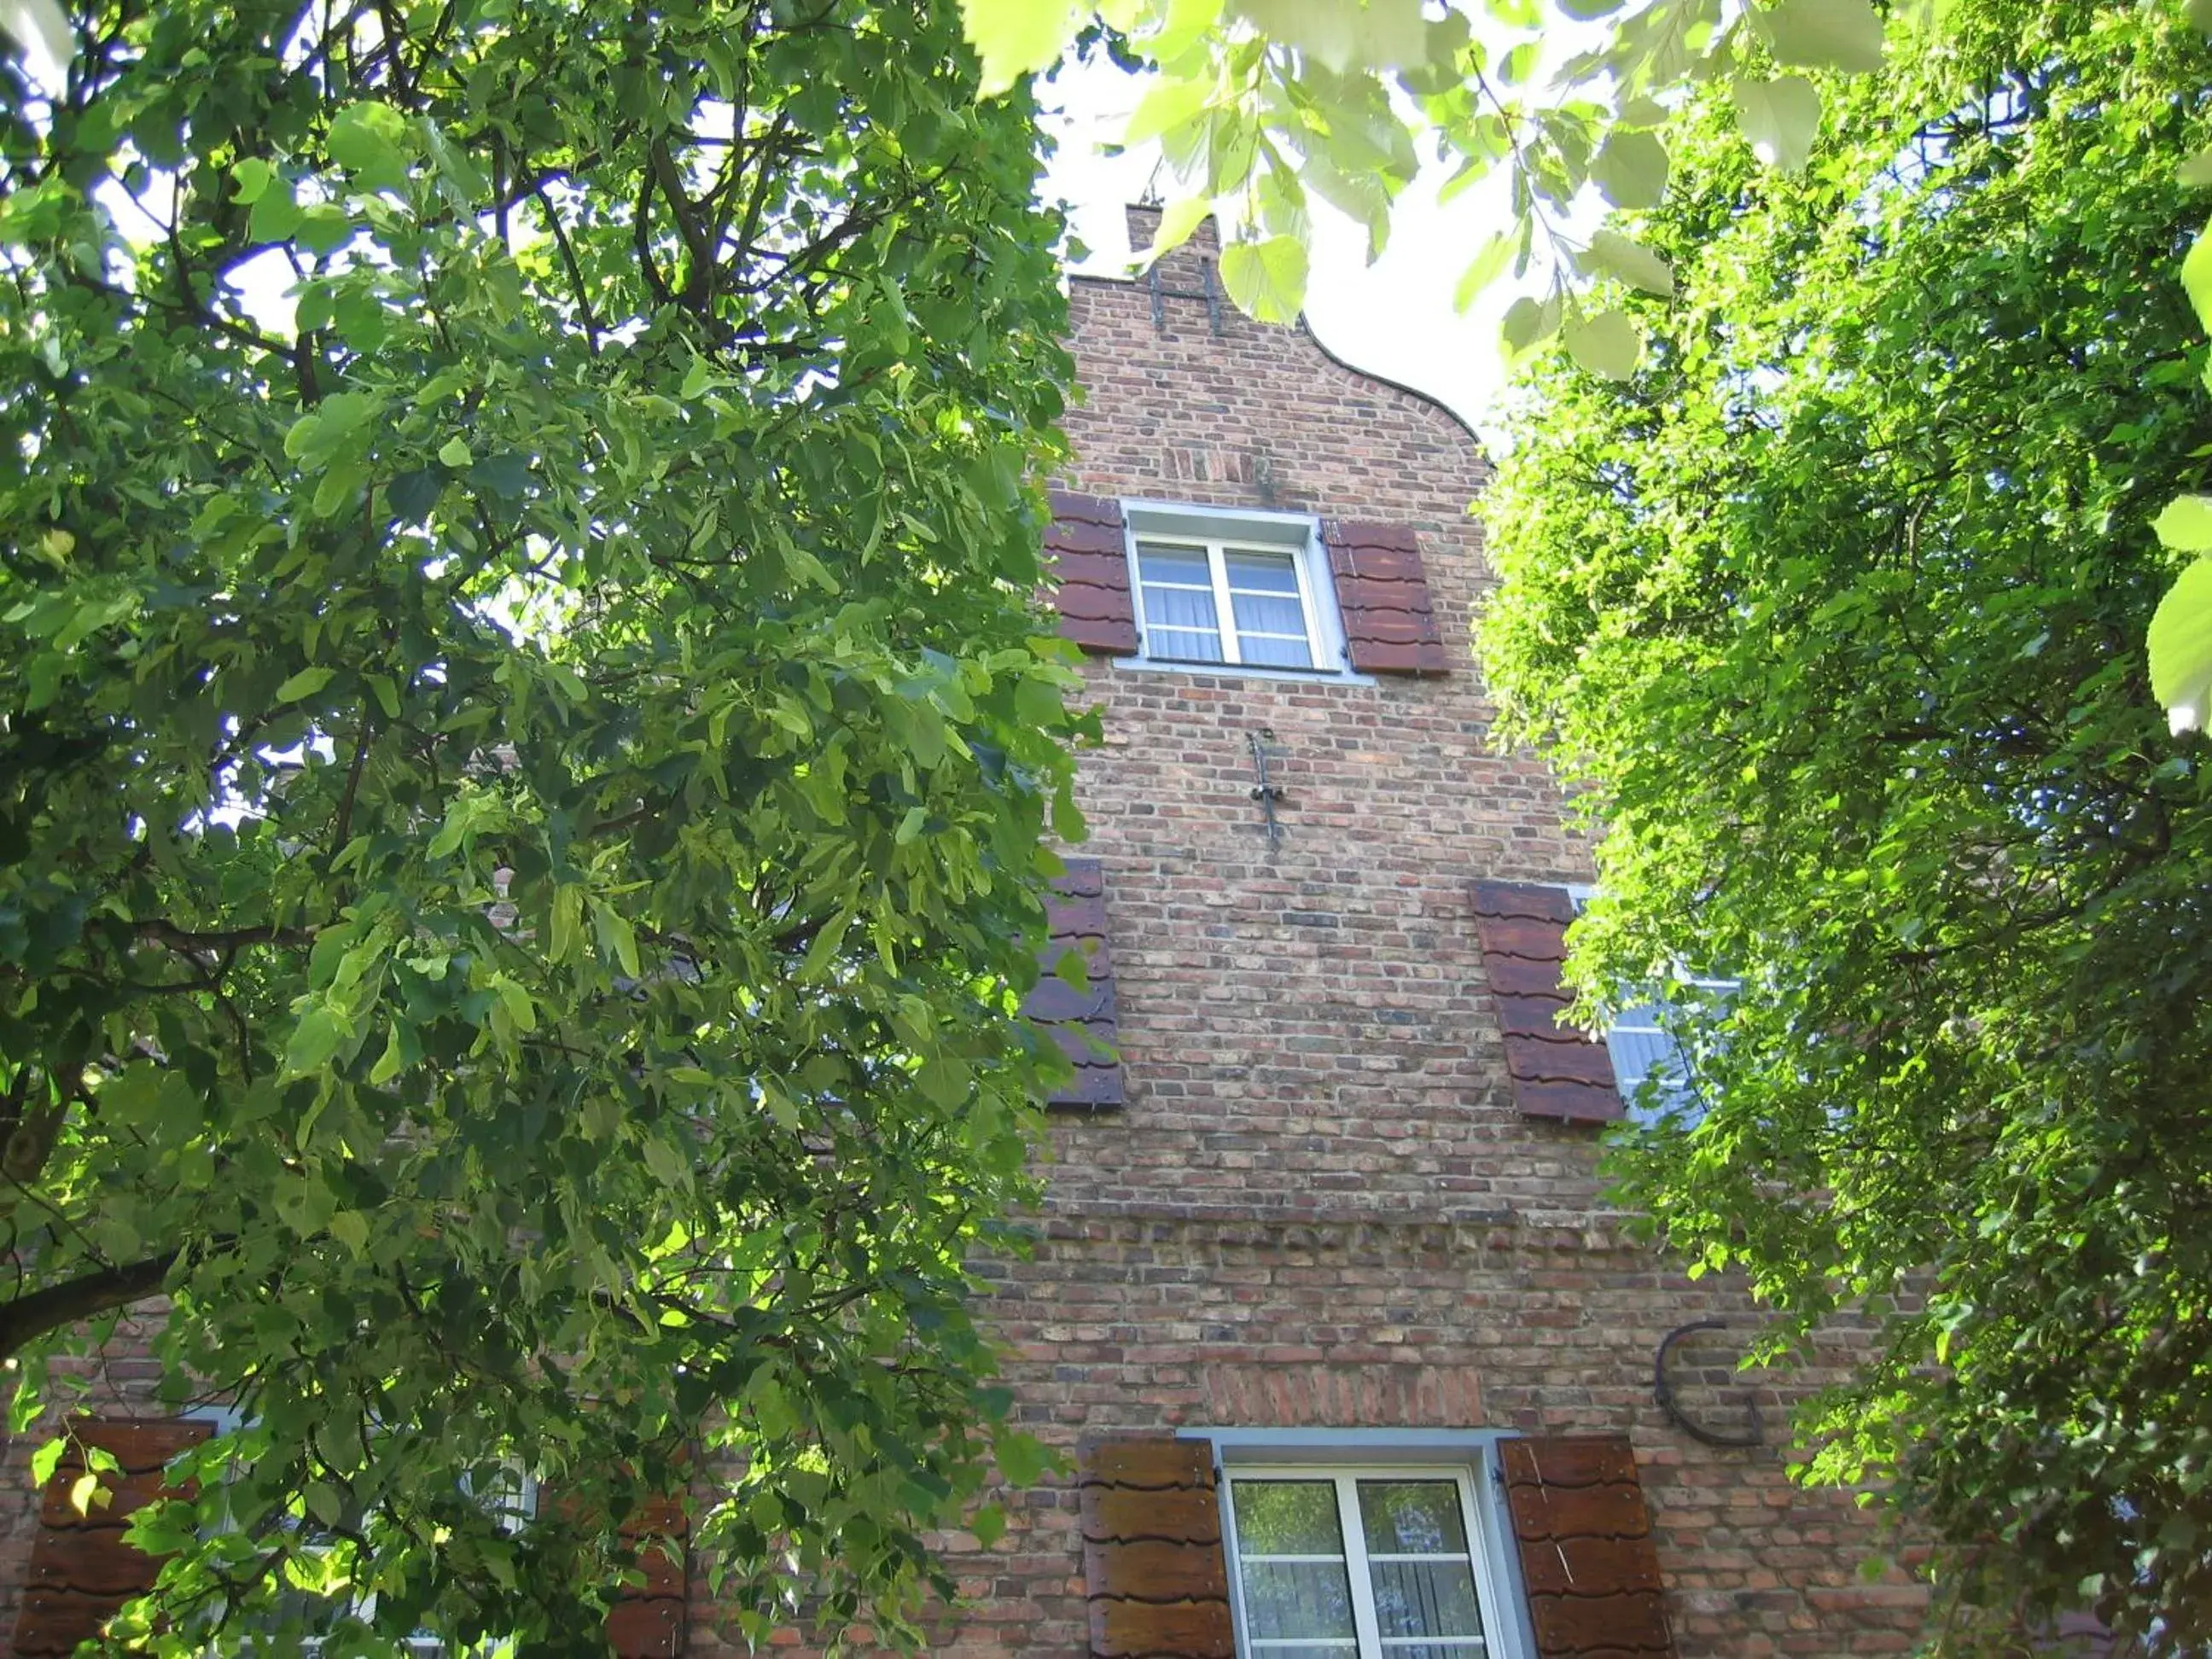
[1149,257,1225,335]
[1653,1318,1766,1448]
[1248,729,1286,851]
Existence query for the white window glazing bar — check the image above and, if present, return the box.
[1336,1473,1387,1659]
[1206,540,1243,666]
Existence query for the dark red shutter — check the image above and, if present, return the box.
[1500,1435,1677,1658]
[1046,492,1138,655]
[1078,1439,1235,1659]
[1023,856,1124,1109]
[1469,881,1621,1123]
[1320,521,1450,674]
[536,1480,690,1659]
[13,1416,212,1658]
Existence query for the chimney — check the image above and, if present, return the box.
[1124,203,1228,336]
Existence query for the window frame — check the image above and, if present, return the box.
[1187,1431,1535,1659]
[1564,885,1738,1125]
[1117,500,1359,681]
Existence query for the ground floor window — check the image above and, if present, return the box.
[1224,1467,1508,1659]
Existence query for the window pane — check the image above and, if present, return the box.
[1378,1645,1488,1658]
[1359,1481,1470,1555]
[1367,1561,1484,1641]
[1235,1480,1345,1553]
[1239,632,1315,668]
[1142,581,1222,661]
[1359,1482,1485,1646]
[1136,543,1213,585]
[1241,1561,1358,1640]
[1230,597,1309,677]
[1224,550,1301,594]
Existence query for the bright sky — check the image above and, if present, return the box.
[1038,53,1526,438]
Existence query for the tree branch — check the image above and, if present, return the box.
[0,1251,179,1363]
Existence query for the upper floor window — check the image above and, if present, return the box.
[1123,503,1351,675]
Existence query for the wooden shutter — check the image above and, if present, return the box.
[1320,521,1450,675]
[1078,1439,1235,1659]
[1023,856,1124,1109]
[536,1480,690,1659]
[1500,1435,1677,1659]
[1468,881,1621,1123]
[1046,491,1138,655]
[13,1416,212,1658]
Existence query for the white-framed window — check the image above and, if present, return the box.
[1121,502,1353,677]
[1564,887,1737,1126]
[1222,1464,1526,1659]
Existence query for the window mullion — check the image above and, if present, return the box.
[1338,1475,1383,1659]
[1208,540,1243,665]
[1288,537,1327,668]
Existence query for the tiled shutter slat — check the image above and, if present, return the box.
[1046,492,1138,655]
[1025,857,1124,1109]
[1501,1435,1678,1659]
[1470,880,1622,1123]
[1078,1438,1233,1659]
[14,1416,212,1659]
[1320,521,1449,674]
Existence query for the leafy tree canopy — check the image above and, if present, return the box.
[0,0,1086,1650]
[1481,0,2212,1641]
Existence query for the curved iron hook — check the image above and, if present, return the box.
[1654,1318,1765,1449]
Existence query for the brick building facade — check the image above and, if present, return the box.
[941,207,1927,1659]
[0,209,1929,1658]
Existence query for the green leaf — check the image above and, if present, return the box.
[1731,75,1823,172]
[1453,228,1515,311]
[993,1430,1049,1487]
[230,158,276,205]
[29,1438,64,1487]
[1757,0,1886,74]
[2184,220,2212,335]
[1139,195,1214,266]
[2150,556,2212,731]
[958,0,1080,96]
[275,665,335,702]
[296,203,354,257]
[2154,495,2212,553]
[1124,74,1214,149]
[1501,292,1563,358]
[1563,307,1643,379]
[1232,0,1429,71]
[284,1006,346,1078]
[329,1210,370,1254]
[2181,147,2212,189]
[327,100,414,190]
[591,899,641,979]
[439,435,473,469]
[247,178,300,243]
[1218,235,1310,323]
[1585,229,1674,297]
[1591,129,1669,209]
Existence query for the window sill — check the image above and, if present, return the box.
[1109,655,1377,689]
